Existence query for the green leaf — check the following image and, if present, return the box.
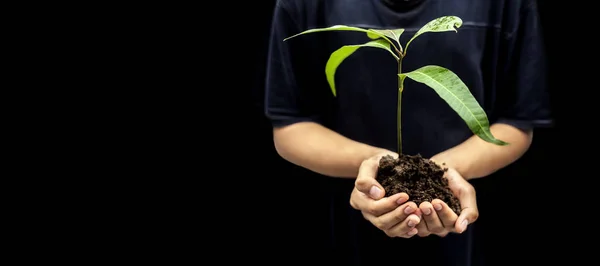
[368,29,405,42]
[283,25,387,41]
[400,65,508,145]
[405,16,463,53]
[326,39,397,97]
[368,28,405,51]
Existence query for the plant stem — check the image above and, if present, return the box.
[397,59,403,155]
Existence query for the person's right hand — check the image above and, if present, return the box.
[349,152,422,238]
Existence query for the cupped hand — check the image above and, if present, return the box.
[416,167,479,237]
[350,152,422,238]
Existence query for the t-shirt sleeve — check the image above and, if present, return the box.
[495,1,553,131]
[263,2,330,128]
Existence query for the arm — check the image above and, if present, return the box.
[431,123,532,180]
[433,2,550,180]
[274,122,391,178]
[265,3,393,178]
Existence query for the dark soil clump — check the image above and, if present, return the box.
[376,154,461,214]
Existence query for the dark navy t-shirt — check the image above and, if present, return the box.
[264,0,551,264]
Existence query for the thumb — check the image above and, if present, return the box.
[454,208,477,233]
[455,207,478,233]
[446,168,478,233]
[355,156,385,199]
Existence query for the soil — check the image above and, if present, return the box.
[375,154,461,214]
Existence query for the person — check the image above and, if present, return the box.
[263,0,552,265]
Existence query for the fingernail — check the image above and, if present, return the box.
[396,196,407,205]
[369,186,382,198]
[408,228,417,236]
[404,206,413,214]
[423,208,431,215]
[461,219,468,231]
[408,219,415,227]
[434,203,442,211]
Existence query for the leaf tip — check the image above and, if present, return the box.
[452,16,463,30]
[283,32,303,41]
[495,139,509,146]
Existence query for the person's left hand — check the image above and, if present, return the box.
[415,167,479,237]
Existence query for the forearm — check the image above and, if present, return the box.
[273,122,389,178]
[431,123,533,180]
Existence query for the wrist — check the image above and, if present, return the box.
[346,145,391,173]
[374,148,398,157]
[431,152,472,180]
[358,147,396,170]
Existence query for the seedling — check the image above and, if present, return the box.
[284,16,507,213]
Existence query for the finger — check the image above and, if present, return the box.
[454,185,478,233]
[420,201,445,234]
[431,199,459,230]
[455,207,479,233]
[416,218,430,237]
[351,191,409,216]
[370,201,418,231]
[355,157,385,199]
[386,213,420,238]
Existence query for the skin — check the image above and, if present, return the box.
[350,153,477,238]
[274,122,532,237]
[349,123,532,237]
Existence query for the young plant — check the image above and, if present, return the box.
[284,16,508,154]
